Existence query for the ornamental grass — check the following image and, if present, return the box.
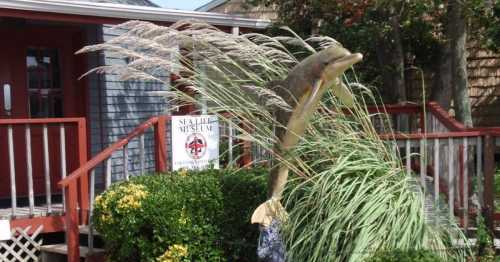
[81,19,470,261]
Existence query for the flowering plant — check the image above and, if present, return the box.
[93,172,224,261]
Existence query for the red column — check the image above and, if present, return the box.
[77,119,89,224]
[155,116,168,172]
[65,181,80,262]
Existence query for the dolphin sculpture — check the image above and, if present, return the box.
[252,45,363,225]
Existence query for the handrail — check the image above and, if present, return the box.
[379,131,483,140]
[0,117,87,222]
[371,101,500,136]
[366,104,421,114]
[365,102,466,131]
[426,102,466,131]
[0,117,85,125]
[58,115,169,262]
[58,116,165,187]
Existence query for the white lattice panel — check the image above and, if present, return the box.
[0,225,43,262]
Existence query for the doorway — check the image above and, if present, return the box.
[0,20,87,201]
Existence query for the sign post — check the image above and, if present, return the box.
[171,115,219,171]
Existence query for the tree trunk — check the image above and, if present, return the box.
[389,15,406,104]
[375,15,406,104]
[375,37,394,102]
[431,22,453,110]
[448,0,473,127]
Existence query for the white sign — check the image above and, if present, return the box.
[0,220,11,241]
[171,115,219,171]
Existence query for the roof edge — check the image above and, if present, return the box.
[0,0,271,29]
[195,0,227,12]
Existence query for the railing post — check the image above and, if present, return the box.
[483,134,495,232]
[77,119,89,224]
[419,107,426,132]
[65,181,80,262]
[155,116,167,172]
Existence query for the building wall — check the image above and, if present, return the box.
[85,25,106,184]
[468,44,500,127]
[87,24,170,186]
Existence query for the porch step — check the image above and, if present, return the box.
[40,244,105,262]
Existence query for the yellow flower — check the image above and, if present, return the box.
[157,244,188,262]
[178,207,190,225]
[178,169,188,177]
[115,183,149,212]
[100,212,113,224]
[95,195,103,205]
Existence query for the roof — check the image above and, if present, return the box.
[195,0,227,12]
[0,0,271,29]
[63,0,158,7]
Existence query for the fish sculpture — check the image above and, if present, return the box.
[270,46,362,200]
[251,44,362,262]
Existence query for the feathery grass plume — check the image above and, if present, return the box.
[79,19,469,261]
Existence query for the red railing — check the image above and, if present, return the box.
[373,102,500,232]
[57,113,256,261]
[58,115,167,262]
[365,102,466,133]
[0,117,87,222]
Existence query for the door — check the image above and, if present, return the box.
[0,22,86,200]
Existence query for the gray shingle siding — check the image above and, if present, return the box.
[88,24,170,187]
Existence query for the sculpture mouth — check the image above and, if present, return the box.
[334,53,363,71]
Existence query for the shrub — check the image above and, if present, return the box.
[93,168,268,261]
[365,249,443,262]
[219,168,268,261]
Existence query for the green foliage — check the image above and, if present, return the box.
[475,214,496,261]
[219,168,268,261]
[468,0,500,52]
[495,167,500,212]
[282,109,469,261]
[93,168,268,261]
[247,0,444,91]
[247,0,498,104]
[365,249,443,262]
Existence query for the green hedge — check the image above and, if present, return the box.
[93,168,267,261]
[219,168,268,261]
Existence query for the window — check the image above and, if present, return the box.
[26,48,63,118]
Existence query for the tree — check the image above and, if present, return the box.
[448,0,473,127]
[248,0,497,126]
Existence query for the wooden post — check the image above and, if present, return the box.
[483,134,495,232]
[65,181,80,262]
[77,119,89,224]
[419,108,426,133]
[155,116,167,172]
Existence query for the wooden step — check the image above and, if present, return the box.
[40,244,105,262]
